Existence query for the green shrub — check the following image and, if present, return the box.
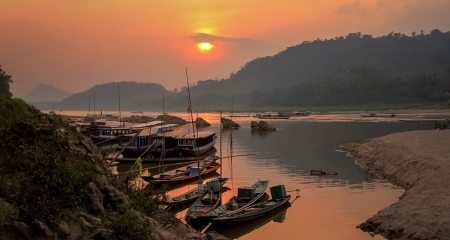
[109,214,152,240]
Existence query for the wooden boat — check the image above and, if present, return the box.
[212,202,290,239]
[186,179,270,226]
[212,195,291,225]
[310,170,338,175]
[167,177,229,206]
[185,178,226,221]
[117,124,186,158]
[176,131,217,157]
[141,156,220,184]
[89,120,162,144]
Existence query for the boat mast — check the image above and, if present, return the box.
[185,68,201,184]
[118,82,122,126]
[93,88,96,117]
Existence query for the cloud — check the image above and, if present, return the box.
[334,1,368,17]
[190,33,277,52]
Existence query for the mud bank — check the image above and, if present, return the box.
[345,129,450,240]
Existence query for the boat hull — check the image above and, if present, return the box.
[212,195,291,225]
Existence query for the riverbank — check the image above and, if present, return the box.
[343,129,450,239]
[0,98,227,240]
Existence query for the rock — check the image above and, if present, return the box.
[96,176,130,209]
[93,228,114,240]
[30,220,57,240]
[57,221,70,239]
[85,182,105,216]
[251,121,276,131]
[78,217,92,230]
[156,114,188,124]
[221,118,240,128]
[434,119,450,129]
[196,118,211,126]
[122,115,156,123]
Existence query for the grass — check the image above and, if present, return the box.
[0,96,179,238]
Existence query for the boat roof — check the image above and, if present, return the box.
[176,131,215,139]
[123,124,182,137]
[132,121,164,129]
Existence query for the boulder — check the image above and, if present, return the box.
[196,118,211,126]
[122,115,156,123]
[251,121,276,131]
[96,176,130,210]
[221,118,240,128]
[156,114,188,124]
[85,182,105,216]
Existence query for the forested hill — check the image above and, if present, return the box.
[33,29,450,111]
[187,29,450,96]
[35,81,169,111]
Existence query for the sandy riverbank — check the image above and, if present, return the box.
[344,129,450,239]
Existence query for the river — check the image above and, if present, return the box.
[63,111,434,239]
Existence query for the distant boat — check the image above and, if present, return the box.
[177,131,217,157]
[228,114,250,117]
[186,179,270,226]
[141,156,220,184]
[360,113,397,117]
[257,113,290,119]
[290,111,311,117]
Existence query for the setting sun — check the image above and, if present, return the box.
[198,42,213,51]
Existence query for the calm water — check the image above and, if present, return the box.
[65,111,433,239]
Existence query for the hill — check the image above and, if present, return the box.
[33,29,450,111]
[23,83,72,102]
[35,81,170,111]
[187,29,450,97]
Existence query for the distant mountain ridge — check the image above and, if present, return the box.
[35,81,169,111]
[23,84,72,102]
[34,29,450,111]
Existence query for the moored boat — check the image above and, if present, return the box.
[177,131,217,157]
[185,178,226,220]
[141,156,220,184]
[167,177,229,206]
[212,195,291,225]
[186,179,270,226]
[117,124,185,158]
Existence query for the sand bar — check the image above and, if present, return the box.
[345,129,450,239]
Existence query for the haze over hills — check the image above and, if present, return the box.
[23,84,72,102]
[34,30,450,111]
[34,81,169,111]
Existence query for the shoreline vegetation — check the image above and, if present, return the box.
[0,97,227,240]
[341,129,450,239]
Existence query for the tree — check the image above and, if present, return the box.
[0,65,13,98]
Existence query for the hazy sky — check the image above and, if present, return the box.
[1,0,449,97]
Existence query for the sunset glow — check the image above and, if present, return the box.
[198,42,213,51]
[0,0,449,96]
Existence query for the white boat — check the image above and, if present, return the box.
[177,131,217,157]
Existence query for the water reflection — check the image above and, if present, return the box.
[213,201,291,239]
[99,113,431,240]
[250,129,276,138]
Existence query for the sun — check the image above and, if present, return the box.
[198,42,213,51]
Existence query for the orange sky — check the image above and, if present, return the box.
[1,0,449,97]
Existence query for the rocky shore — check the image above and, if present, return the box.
[344,129,450,240]
[0,98,227,240]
